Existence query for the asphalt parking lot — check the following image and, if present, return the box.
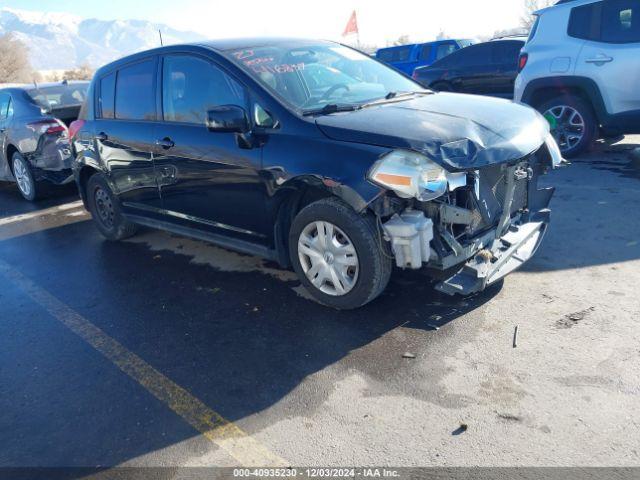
[1,136,639,469]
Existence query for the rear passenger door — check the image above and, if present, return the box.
[152,53,267,241]
[94,57,163,215]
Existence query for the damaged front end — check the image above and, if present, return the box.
[370,134,560,296]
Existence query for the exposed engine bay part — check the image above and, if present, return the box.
[382,210,433,269]
[435,217,549,296]
[374,140,555,294]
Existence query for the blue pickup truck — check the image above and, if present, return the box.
[375,39,474,75]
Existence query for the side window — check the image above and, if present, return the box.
[162,55,246,125]
[568,2,601,40]
[452,43,491,67]
[419,45,433,61]
[395,46,412,62]
[491,41,524,66]
[377,50,393,62]
[99,72,116,119]
[601,0,640,43]
[0,94,10,120]
[115,59,156,121]
[433,49,462,68]
[435,43,457,61]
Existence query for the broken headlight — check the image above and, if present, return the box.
[368,150,447,201]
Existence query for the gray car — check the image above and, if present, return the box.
[0,81,89,201]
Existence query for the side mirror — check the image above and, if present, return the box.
[206,105,249,133]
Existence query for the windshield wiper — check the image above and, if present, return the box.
[362,91,432,108]
[302,103,361,116]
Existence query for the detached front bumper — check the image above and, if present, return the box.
[435,212,549,296]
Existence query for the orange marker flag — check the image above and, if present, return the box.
[342,10,359,37]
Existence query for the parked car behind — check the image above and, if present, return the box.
[0,81,89,200]
[412,39,525,98]
[515,0,640,157]
[375,39,474,75]
[72,39,561,309]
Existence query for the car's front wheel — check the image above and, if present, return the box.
[289,197,392,310]
[538,95,597,158]
[12,153,39,201]
[86,173,138,241]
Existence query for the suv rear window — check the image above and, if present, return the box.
[115,59,156,121]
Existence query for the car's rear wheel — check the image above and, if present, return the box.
[289,197,392,310]
[538,95,597,158]
[12,153,39,201]
[86,173,138,241]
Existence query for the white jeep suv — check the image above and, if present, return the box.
[515,0,640,157]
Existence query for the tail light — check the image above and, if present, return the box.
[68,120,86,140]
[27,119,67,136]
[412,71,419,80]
[518,53,529,73]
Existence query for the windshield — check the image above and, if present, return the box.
[227,43,424,112]
[27,84,88,110]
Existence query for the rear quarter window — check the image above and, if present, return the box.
[114,59,157,121]
[568,2,602,40]
[98,73,116,119]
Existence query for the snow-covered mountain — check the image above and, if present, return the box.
[0,8,207,70]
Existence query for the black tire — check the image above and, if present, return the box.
[289,197,392,310]
[86,173,138,241]
[537,95,598,158]
[11,152,39,202]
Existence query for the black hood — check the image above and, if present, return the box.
[315,92,550,171]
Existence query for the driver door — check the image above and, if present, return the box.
[152,53,268,240]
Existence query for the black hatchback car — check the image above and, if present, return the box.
[412,39,525,99]
[72,38,561,309]
[0,81,89,200]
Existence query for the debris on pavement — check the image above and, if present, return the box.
[556,307,596,329]
[452,424,468,435]
[513,325,519,348]
[402,352,416,359]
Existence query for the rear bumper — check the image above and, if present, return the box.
[435,210,550,296]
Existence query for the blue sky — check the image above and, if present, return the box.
[0,0,174,21]
[1,0,526,45]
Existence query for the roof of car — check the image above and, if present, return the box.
[194,37,337,51]
[537,0,599,14]
[0,80,89,93]
[93,38,343,76]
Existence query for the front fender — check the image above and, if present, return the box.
[262,132,387,214]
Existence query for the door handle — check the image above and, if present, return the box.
[586,56,613,64]
[155,137,175,149]
[96,132,108,141]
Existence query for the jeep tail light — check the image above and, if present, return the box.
[518,53,529,72]
[68,120,85,140]
[27,119,67,136]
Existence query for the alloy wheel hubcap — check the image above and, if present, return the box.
[298,221,359,296]
[94,187,115,229]
[13,158,32,197]
[543,105,585,152]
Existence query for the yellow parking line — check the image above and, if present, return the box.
[0,259,287,467]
